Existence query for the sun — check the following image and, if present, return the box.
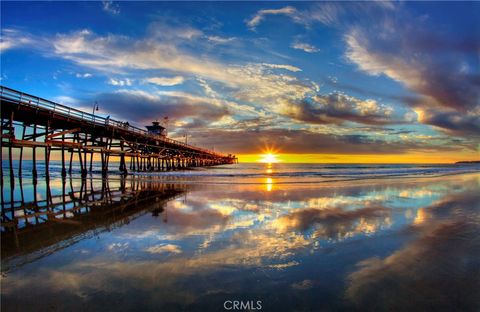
[259,153,279,164]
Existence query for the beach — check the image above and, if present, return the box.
[1,163,479,311]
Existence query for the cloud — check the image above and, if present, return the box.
[102,0,120,15]
[344,17,480,135]
[53,95,79,105]
[186,128,455,155]
[5,7,477,147]
[0,28,34,52]
[148,23,203,42]
[278,92,405,125]
[94,89,229,127]
[246,6,297,30]
[49,28,305,95]
[247,3,390,30]
[145,76,185,86]
[261,63,301,72]
[75,73,92,78]
[344,27,478,111]
[421,109,480,136]
[207,35,235,44]
[291,42,319,53]
[108,78,132,86]
[8,27,413,134]
[244,0,479,136]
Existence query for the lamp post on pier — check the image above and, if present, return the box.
[92,101,99,121]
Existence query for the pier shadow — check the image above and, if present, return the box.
[0,175,188,271]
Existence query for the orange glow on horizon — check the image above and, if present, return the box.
[238,151,480,164]
[3,149,478,164]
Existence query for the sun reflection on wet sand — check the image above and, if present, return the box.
[265,177,274,192]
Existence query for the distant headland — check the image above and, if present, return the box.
[455,160,480,164]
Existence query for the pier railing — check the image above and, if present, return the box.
[0,85,227,158]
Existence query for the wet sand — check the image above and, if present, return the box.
[1,170,479,311]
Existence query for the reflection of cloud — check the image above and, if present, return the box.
[346,192,480,311]
[347,221,480,311]
[272,206,390,240]
[291,279,315,290]
[413,208,429,225]
[399,189,433,198]
[145,244,182,254]
[107,242,129,252]
[267,261,299,269]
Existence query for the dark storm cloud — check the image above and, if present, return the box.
[423,110,480,136]
[281,92,408,126]
[345,5,480,135]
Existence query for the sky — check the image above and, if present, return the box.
[1,1,479,163]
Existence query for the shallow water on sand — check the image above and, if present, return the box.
[1,164,480,311]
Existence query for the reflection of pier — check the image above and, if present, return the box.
[0,85,237,181]
[1,176,186,271]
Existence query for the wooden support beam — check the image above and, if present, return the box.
[8,112,14,185]
[18,124,26,176]
[45,121,51,179]
[46,127,81,139]
[61,133,67,178]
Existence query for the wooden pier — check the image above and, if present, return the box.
[0,86,238,180]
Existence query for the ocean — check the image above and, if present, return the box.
[1,162,480,311]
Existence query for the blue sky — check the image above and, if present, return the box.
[1,1,479,161]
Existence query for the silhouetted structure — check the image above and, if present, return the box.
[0,86,238,181]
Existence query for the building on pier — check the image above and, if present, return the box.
[146,121,166,136]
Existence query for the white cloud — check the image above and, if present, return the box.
[108,78,132,86]
[102,0,120,15]
[75,73,93,78]
[0,29,34,52]
[145,76,185,86]
[291,42,319,53]
[262,63,302,72]
[49,29,309,106]
[53,95,79,105]
[246,6,297,30]
[148,22,203,41]
[246,3,343,30]
[196,78,218,98]
[247,3,395,31]
[207,35,235,44]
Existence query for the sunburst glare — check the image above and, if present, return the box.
[259,153,280,164]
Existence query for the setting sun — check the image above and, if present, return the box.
[259,153,280,164]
